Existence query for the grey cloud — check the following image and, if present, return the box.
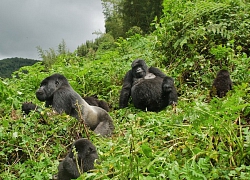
[0,0,105,59]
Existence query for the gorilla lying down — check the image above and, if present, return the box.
[36,73,114,137]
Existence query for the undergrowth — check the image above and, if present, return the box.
[0,0,250,179]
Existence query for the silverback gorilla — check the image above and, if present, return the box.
[36,73,114,136]
[119,59,178,111]
[210,69,233,98]
[57,138,99,180]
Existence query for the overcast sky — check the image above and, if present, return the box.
[0,0,105,60]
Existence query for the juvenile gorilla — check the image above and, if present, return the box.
[36,73,114,136]
[162,76,178,106]
[210,70,233,98]
[119,59,175,112]
[57,138,99,180]
[83,95,110,112]
[21,102,39,115]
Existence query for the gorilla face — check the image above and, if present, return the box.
[131,59,148,78]
[36,74,67,101]
[162,77,174,93]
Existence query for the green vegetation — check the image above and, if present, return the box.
[0,0,250,179]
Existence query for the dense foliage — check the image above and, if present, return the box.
[0,0,250,179]
[101,0,163,38]
[0,57,39,78]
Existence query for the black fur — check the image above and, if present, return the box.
[57,138,99,180]
[83,95,110,112]
[21,102,40,115]
[119,59,175,111]
[36,73,114,136]
[210,70,233,98]
[162,76,178,105]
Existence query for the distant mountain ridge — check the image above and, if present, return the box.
[0,57,39,78]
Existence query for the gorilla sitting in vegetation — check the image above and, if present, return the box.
[21,102,40,115]
[57,138,99,180]
[36,73,114,136]
[210,70,233,98]
[119,59,177,112]
[83,95,110,112]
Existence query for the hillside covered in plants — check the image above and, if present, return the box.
[0,0,250,179]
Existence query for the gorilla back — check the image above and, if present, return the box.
[36,73,114,136]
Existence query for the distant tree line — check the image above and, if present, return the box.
[0,57,39,78]
[102,0,163,39]
[76,0,163,57]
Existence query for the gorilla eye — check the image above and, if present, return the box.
[55,80,59,85]
[88,147,94,154]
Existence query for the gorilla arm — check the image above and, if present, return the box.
[61,156,81,179]
[119,70,133,108]
[148,67,167,78]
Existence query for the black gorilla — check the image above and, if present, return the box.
[36,73,114,136]
[210,70,233,98]
[162,76,178,106]
[21,102,39,115]
[119,59,175,112]
[57,138,99,180]
[83,95,110,112]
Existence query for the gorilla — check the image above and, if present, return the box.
[119,59,176,112]
[21,102,39,115]
[36,73,114,136]
[210,70,233,98]
[57,138,99,180]
[162,76,178,106]
[83,95,110,112]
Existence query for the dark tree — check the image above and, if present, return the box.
[57,138,99,180]
[210,70,233,98]
[36,73,114,136]
[119,59,176,112]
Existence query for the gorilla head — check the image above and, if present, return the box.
[119,59,177,111]
[21,102,38,115]
[36,73,114,137]
[162,77,174,93]
[131,59,148,78]
[36,74,68,105]
[210,69,233,98]
[57,138,99,180]
[162,76,178,105]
